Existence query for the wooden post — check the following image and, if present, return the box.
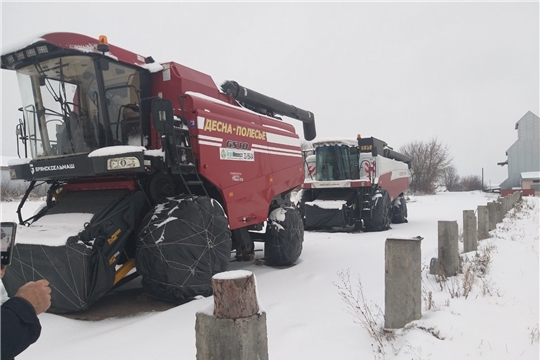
[212,271,259,319]
[196,270,269,360]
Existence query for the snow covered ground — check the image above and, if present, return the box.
[1,191,538,360]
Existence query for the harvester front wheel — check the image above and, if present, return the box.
[265,206,304,266]
[363,189,392,232]
[136,195,232,303]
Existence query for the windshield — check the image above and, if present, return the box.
[315,145,359,181]
[16,55,142,159]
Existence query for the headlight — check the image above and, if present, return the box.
[36,45,48,54]
[26,48,37,57]
[107,157,140,170]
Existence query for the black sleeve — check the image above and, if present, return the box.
[1,297,42,360]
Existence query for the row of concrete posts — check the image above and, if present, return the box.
[194,192,524,354]
[384,191,522,329]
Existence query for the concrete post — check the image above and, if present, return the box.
[428,257,439,275]
[438,221,459,277]
[196,270,269,360]
[463,210,477,253]
[385,237,422,329]
[487,202,497,231]
[495,200,505,223]
[500,197,507,214]
[477,205,489,240]
[503,196,511,214]
[511,192,519,207]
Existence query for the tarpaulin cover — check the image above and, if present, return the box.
[136,195,232,303]
[265,207,304,266]
[3,191,146,313]
[304,204,347,230]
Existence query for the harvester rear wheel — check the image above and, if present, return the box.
[265,206,304,266]
[147,172,176,205]
[391,195,408,224]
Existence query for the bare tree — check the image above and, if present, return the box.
[459,175,483,191]
[300,140,313,152]
[400,138,453,194]
[442,165,460,192]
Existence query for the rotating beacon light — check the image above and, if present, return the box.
[97,35,110,53]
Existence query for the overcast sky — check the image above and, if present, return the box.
[1,1,538,185]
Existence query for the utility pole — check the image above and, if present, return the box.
[482,167,484,191]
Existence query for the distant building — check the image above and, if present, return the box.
[521,171,540,195]
[498,111,540,190]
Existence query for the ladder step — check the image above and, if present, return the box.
[185,180,203,186]
[179,163,195,168]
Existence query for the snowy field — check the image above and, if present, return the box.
[1,191,538,360]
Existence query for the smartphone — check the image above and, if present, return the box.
[1,222,17,266]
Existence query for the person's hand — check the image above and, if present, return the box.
[0,265,5,278]
[15,280,52,315]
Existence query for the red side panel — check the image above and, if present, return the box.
[149,61,235,109]
[378,172,410,201]
[184,95,303,229]
[147,60,303,229]
[264,127,304,199]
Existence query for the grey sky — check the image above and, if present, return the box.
[1,2,538,185]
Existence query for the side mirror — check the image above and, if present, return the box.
[151,98,174,134]
[98,58,109,71]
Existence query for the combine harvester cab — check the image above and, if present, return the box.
[1,33,316,312]
[299,136,411,232]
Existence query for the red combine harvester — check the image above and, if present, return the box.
[299,136,411,231]
[1,33,316,312]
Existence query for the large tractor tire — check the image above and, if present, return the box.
[265,206,304,266]
[136,195,232,303]
[391,195,408,224]
[363,189,392,232]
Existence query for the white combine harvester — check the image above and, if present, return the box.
[299,136,411,231]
